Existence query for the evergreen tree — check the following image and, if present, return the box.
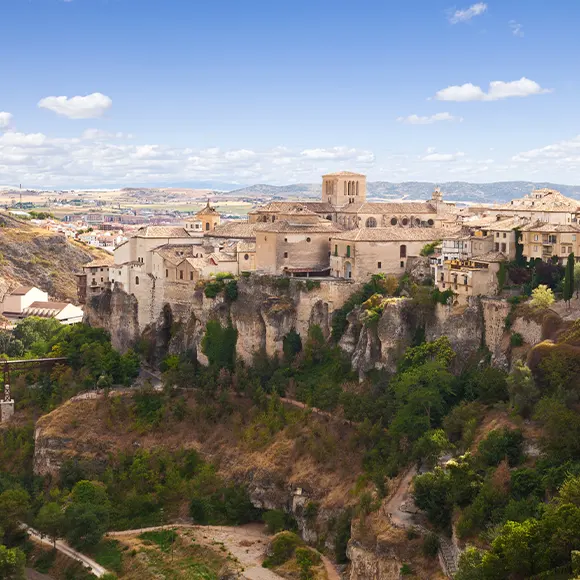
[563,253,575,308]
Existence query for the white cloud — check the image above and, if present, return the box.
[509,20,524,37]
[448,3,487,24]
[0,128,376,187]
[512,135,580,169]
[397,112,463,125]
[422,151,465,162]
[300,147,375,163]
[0,132,47,146]
[38,92,112,119]
[0,112,13,129]
[434,77,551,101]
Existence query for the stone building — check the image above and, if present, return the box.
[481,189,580,225]
[254,205,342,276]
[249,173,458,232]
[435,252,507,305]
[330,227,455,280]
[76,256,114,304]
[520,221,580,263]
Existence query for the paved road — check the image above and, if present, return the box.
[26,527,108,578]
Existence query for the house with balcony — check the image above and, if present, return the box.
[435,252,506,305]
[520,222,580,263]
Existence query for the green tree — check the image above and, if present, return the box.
[507,360,539,418]
[0,489,30,541]
[0,545,25,580]
[574,263,580,298]
[413,468,454,530]
[530,284,555,309]
[64,481,110,550]
[36,502,65,547]
[563,253,575,308]
[412,429,451,468]
[201,319,238,370]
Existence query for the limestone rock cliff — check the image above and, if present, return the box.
[86,276,541,373]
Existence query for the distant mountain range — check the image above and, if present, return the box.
[218,181,580,204]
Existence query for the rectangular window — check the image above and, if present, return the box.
[179,270,184,279]
[496,232,499,238]
[534,235,539,241]
[284,252,288,258]
[400,261,404,268]
[501,243,506,252]
[377,262,382,269]
[503,233,507,238]
[533,245,538,252]
[495,243,499,251]
[190,271,194,281]
[165,269,168,278]
[562,246,566,254]
[573,235,577,241]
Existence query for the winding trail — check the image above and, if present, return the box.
[25,526,108,578]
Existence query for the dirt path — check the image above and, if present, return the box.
[384,465,417,527]
[26,527,107,577]
[26,569,54,580]
[109,524,285,580]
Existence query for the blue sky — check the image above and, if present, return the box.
[1,0,579,188]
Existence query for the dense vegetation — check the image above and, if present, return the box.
[1,318,140,415]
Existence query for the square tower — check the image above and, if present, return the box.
[322,171,367,207]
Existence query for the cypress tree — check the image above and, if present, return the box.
[563,253,575,307]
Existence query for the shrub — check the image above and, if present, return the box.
[477,428,524,467]
[422,533,440,558]
[400,563,413,575]
[263,531,303,567]
[530,284,555,309]
[203,281,222,298]
[420,241,440,257]
[224,280,238,301]
[263,509,288,534]
[510,332,524,347]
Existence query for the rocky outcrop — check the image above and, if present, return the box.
[86,277,537,373]
[347,541,403,580]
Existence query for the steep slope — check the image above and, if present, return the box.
[0,212,110,302]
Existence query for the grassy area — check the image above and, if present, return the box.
[90,539,124,573]
[101,530,235,580]
[138,529,179,553]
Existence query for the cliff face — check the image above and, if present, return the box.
[33,394,362,554]
[86,276,546,373]
[0,212,110,302]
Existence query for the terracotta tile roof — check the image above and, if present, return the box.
[132,226,191,238]
[331,226,458,242]
[498,189,580,212]
[322,171,366,177]
[195,202,219,217]
[208,221,258,239]
[249,201,334,214]
[520,221,580,233]
[83,256,114,268]
[472,251,508,263]
[10,286,35,296]
[338,201,439,214]
[255,220,342,234]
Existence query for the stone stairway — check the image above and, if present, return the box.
[438,536,458,577]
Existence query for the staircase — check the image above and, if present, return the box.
[438,536,458,577]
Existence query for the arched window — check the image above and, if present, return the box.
[244,254,249,260]
[205,222,210,231]
[402,217,409,226]
[356,181,359,196]
[365,217,377,228]
[400,245,407,258]
[344,182,347,196]
[415,218,421,226]
[347,181,351,195]
[390,217,398,226]
[135,276,140,285]
[346,245,351,258]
